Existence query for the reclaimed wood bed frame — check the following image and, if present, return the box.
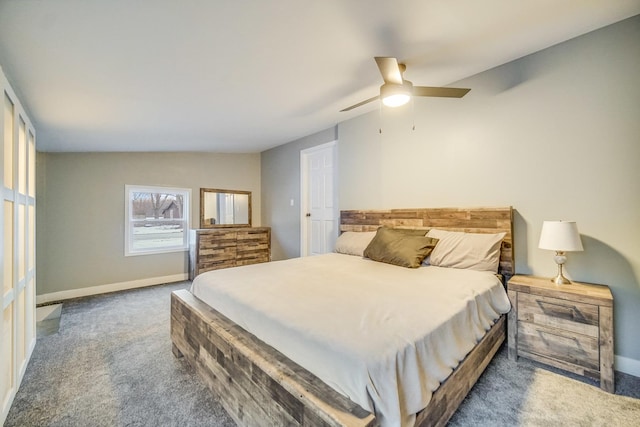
[171,207,514,427]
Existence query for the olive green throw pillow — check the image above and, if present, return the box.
[363,227,438,268]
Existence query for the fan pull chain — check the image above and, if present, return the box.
[378,99,418,133]
[412,97,416,131]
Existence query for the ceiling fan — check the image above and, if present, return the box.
[340,57,470,112]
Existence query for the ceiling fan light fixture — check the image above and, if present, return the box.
[380,81,412,107]
[340,58,469,112]
[382,93,410,107]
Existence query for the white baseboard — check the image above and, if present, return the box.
[36,273,188,305]
[616,354,640,377]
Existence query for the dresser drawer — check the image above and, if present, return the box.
[236,245,269,258]
[236,256,269,266]
[517,321,599,370]
[199,259,237,273]
[517,292,599,338]
[199,246,236,261]
[200,231,237,249]
[236,229,269,242]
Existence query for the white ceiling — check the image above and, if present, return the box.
[0,1,638,153]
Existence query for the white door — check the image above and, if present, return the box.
[301,141,337,256]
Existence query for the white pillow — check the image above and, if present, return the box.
[426,229,506,272]
[334,231,377,257]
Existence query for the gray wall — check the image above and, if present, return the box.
[37,152,261,295]
[261,127,337,260]
[261,17,640,363]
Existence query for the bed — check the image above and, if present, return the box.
[171,207,514,427]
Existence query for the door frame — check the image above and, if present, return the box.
[300,140,338,257]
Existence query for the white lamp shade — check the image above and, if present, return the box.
[538,221,584,252]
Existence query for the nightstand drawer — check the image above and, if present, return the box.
[517,322,599,370]
[517,292,599,338]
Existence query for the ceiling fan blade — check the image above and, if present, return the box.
[374,57,403,85]
[413,86,471,98]
[340,95,380,112]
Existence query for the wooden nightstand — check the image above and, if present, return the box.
[507,274,614,393]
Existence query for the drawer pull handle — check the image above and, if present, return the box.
[535,300,586,322]
[536,328,577,341]
[536,328,587,355]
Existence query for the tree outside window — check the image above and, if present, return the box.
[125,185,190,256]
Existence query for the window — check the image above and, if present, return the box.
[125,185,191,256]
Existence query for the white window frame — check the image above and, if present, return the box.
[125,185,191,256]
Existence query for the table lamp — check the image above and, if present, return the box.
[538,220,584,285]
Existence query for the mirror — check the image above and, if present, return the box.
[200,188,252,228]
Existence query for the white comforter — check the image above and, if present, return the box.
[191,253,511,427]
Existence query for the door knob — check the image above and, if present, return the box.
[306,213,311,217]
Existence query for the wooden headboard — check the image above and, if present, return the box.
[340,206,515,279]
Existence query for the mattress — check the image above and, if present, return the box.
[190,253,511,427]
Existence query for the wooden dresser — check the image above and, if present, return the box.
[189,227,271,280]
[507,274,614,392]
